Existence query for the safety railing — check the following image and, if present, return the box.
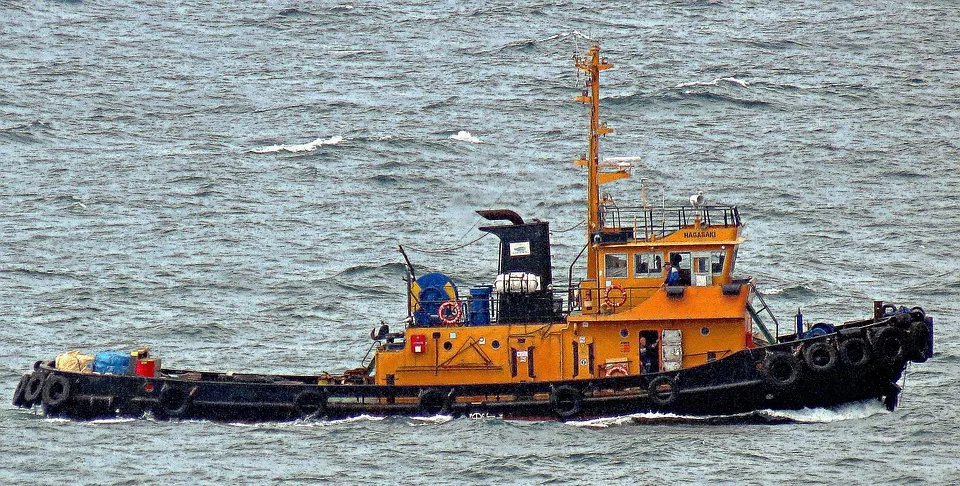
[599,204,741,241]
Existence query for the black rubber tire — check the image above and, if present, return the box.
[803,341,838,373]
[838,337,872,369]
[23,372,46,404]
[33,360,45,371]
[41,374,72,408]
[647,375,678,409]
[12,374,31,408]
[294,390,328,419]
[761,352,801,389]
[906,321,930,363]
[417,389,445,416]
[872,327,905,365]
[550,385,583,418]
[158,385,193,418]
[910,306,925,322]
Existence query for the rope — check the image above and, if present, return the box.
[551,219,585,234]
[403,233,490,254]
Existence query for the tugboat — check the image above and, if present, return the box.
[12,45,933,422]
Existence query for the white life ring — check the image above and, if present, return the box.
[604,284,627,308]
[438,300,462,326]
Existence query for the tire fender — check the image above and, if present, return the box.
[803,341,838,373]
[550,385,583,418]
[647,375,678,409]
[838,337,872,368]
[761,352,801,389]
[41,374,72,408]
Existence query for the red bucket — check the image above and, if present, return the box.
[135,358,158,377]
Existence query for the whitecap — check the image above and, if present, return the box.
[451,130,481,144]
[251,135,344,153]
[675,77,750,89]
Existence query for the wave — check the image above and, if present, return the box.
[277,8,314,17]
[0,120,53,144]
[758,284,815,298]
[250,135,343,153]
[450,130,481,144]
[570,400,888,428]
[473,30,593,55]
[676,77,751,89]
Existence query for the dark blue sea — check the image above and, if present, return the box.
[2,1,958,484]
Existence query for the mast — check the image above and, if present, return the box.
[574,45,613,279]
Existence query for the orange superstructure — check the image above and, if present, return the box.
[373,45,773,388]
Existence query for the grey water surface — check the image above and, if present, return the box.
[1,1,958,484]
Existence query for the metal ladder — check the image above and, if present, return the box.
[747,281,780,344]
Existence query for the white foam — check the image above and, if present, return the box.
[251,135,344,153]
[676,77,750,89]
[90,417,137,425]
[568,400,887,427]
[408,414,454,425]
[451,130,481,144]
[761,400,888,423]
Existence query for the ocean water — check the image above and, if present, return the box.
[1,1,958,484]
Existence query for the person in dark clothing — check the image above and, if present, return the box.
[664,262,680,285]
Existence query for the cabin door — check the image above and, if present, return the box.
[572,335,595,378]
[661,330,683,371]
[691,252,713,286]
[509,337,535,379]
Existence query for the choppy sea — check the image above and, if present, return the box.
[1,1,958,484]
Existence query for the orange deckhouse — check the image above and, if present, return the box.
[375,45,775,387]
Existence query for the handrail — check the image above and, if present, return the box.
[567,243,589,313]
[598,204,742,240]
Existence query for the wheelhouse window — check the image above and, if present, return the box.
[711,251,726,275]
[634,253,662,278]
[604,253,628,278]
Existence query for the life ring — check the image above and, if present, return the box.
[437,300,462,326]
[838,337,872,369]
[803,341,838,373]
[158,385,195,418]
[604,363,629,377]
[12,374,31,408]
[872,327,904,365]
[906,321,930,363]
[294,390,328,419]
[417,388,446,416]
[550,385,583,418]
[23,372,46,404]
[41,374,72,408]
[761,352,801,389]
[647,375,678,408]
[603,284,627,308]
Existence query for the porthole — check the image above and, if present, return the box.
[701,327,710,336]
[619,328,629,338]
[443,341,453,351]
[491,340,501,350]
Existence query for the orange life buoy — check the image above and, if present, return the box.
[438,300,462,326]
[603,284,627,308]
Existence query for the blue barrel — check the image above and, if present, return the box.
[469,286,493,326]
